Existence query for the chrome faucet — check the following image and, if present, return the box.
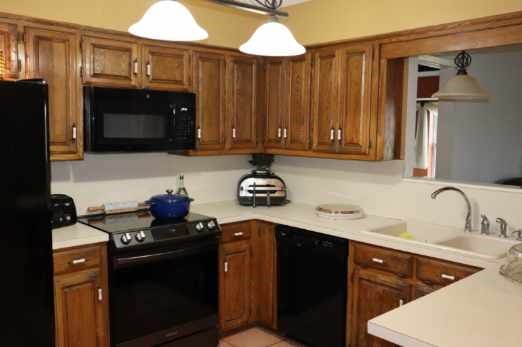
[431,186,472,232]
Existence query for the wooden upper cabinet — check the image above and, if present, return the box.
[350,268,409,347]
[0,22,19,79]
[264,59,286,149]
[220,240,251,332]
[142,45,191,90]
[54,268,108,347]
[337,44,373,155]
[285,55,311,151]
[193,51,226,151]
[227,56,258,150]
[25,26,83,160]
[311,49,338,153]
[82,35,140,87]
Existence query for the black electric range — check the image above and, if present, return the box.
[79,212,220,347]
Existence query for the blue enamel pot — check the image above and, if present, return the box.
[148,189,193,220]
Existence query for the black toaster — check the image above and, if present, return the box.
[50,194,77,228]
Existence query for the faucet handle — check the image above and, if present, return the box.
[496,218,508,238]
[512,230,522,241]
[480,214,490,235]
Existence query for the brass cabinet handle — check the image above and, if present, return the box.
[371,257,384,264]
[277,128,282,139]
[232,127,237,139]
[233,232,244,237]
[283,128,288,139]
[146,62,152,79]
[441,273,456,281]
[70,257,86,265]
[72,124,77,142]
[133,59,139,75]
[197,127,202,139]
[337,128,342,141]
[330,128,335,142]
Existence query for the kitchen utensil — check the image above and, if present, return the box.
[148,189,193,220]
[87,201,149,215]
[315,203,365,220]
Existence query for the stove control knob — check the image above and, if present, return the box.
[121,233,132,245]
[135,230,147,242]
[207,220,217,230]
[195,222,205,232]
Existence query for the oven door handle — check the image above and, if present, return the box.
[113,240,217,269]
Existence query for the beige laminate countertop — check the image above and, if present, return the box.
[52,223,109,250]
[368,267,522,347]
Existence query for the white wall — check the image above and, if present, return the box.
[51,154,251,214]
[436,49,522,183]
[273,156,522,232]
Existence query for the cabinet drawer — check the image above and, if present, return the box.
[53,245,102,275]
[353,243,413,277]
[416,256,478,287]
[221,222,251,243]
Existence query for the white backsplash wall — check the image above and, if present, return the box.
[51,153,251,214]
[273,156,522,232]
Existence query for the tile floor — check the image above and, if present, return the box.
[219,327,306,347]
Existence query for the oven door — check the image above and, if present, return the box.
[84,87,195,152]
[110,238,218,347]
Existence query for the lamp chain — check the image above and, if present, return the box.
[253,0,283,10]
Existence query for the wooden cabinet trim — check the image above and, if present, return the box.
[0,22,19,79]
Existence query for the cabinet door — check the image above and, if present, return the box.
[220,240,251,332]
[285,55,311,150]
[350,267,409,347]
[0,22,19,79]
[82,35,139,87]
[250,221,277,329]
[311,49,338,152]
[25,27,83,160]
[227,56,258,150]
[337,44,373,155]
[193,51,226,151]
[54,268,109,347]
[142,45,191,90]
[264,59,286,149]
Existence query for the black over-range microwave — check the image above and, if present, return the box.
[84,87,196,152]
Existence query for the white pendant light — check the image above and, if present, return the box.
[129,0,208,42]
[240,17,305,57]
[433,51,489,101]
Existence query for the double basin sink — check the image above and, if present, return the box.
[371,222,518,260]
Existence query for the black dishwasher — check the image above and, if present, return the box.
[277,225,348,347]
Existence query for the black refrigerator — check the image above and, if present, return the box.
[1,80,54,346]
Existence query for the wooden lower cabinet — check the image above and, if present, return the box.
[220,239,252,332]
[219,221,276,334]
[53,244,109,347]
[350,267,409,347]
[349,241,480,347]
